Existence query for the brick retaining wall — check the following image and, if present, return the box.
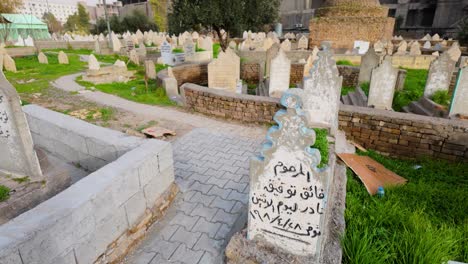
[181,84,468,161]
[172,63,208,87]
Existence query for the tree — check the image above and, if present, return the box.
[168,0,281,51]
[92,11,157,34]
[150,0,168,32]
[64,3,90,33]
[43,12,62,34]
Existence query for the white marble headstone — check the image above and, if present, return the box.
[367,57,398,110]
[268,49,291,98]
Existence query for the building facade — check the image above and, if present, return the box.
[84,1,122,25]
[280,0,325,31]
[17,0,78,24]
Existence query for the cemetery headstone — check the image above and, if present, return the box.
[424,52,456,97]
[396,40,407,55]
[183,38,196,62]
[88,54,100,71]
[367,57,398,110]
[374,40,385,53]
[447,43,461,62]
[432,34,440,41]
[208,50,239,92]
[248,91,327,256]
[297,35,308,50]
[58,51,69,64]
[24,36,34,47]
[354,40,370,55]
[358,47,379,84]
[111,32,122,52]
[280,39,291,51]
[160,41,174,65]
[268,49,291,98]
[0,71,43,180]
[423,41,432,49]
[301,51,342,134]
[3,55,16,72]
[94,40,101,54]
[129,49,139,65]
[449,66,468,117]
[266,43,281,78]
[409,41,422,55]
[38,52,48,64]
[145,60,156,79]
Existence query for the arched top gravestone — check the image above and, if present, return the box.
[0,72,42,180]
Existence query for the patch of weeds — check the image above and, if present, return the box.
[101,122,110,127]
[172,48,184,54]
[123,123,132,128]
[196,47,206,52]
[21,100,30,106]
[136,120,158,132]
[341,86,355,96]
[431,90,451,106]
[337,60,354,66]
[312,128,329,168]
[12,176,30,184]
[86,110,98,120]
[70,91,79,95]
[360,82,370,97]
[99,108,114,121]
[0,185,10,202]
[343,151,468,264]
[156,64,169,72]
[213,43,221,58]
[393,68,428,111]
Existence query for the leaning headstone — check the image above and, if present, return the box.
[447,43,461,62]
[0,71,43,180]
[424,52,456,97]
[300,51,342,134]
[265,43,281,78]
[358,47,379,84]
[208,50,239,92]
[145,60,156,79]
[449,66,468,117]
[38,52,48,64]
[396,40,407,55]
[367,57,398,110]
[268,49,291,98]
[58,51,69,64]
[88,54,100,71]
[3,55,17,72]
[297,35,308,50]
[409,42,422,55]
[248,91,327,257]
[160,41,174,65]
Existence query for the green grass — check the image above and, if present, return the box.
[172,48,184,54]
[42,48,93,55]
[0,185,10,202]
[393,69,428,111]
[343,151,468,264]
[196,47,206,52]
[360,82,370,97]
[341,86,356,96]
[99,108,114,121]
[312,128,329,168]
[12,176,30,184]
[432,90,451,107]
[337,60,355,66]
[213,43,221,58]
[4,53,87,94]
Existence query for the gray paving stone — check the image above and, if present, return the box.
[193,234,224,255]
[158,224,180,240]
[191,217,221,238]
[207,185,230,199]
[197,252,218,264]
[205,176,228,188]
[210,196,236,212]
[189,203,219,221]
[214,224,230,240]
[212,210,239,227]
[149,254,182,264]
[142,239,180,259]
[190,181,213,194]
[169,244,204,264]
[171,212,200,230]
[127,250,157,264]
[188,191,216,207]
[230,201,245,214]
[224,180,247,192]
[226,190,248,205]
[176,201,198,215]
[170,226,201,248]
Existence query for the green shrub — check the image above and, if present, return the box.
[213,43,221,58]
[0,185,10,202]
[431,90,451,106]
[360,82,370,97]
[312,128,329,168]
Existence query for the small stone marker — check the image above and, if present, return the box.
[183,37,196,61]
[423,41,432,49]
[248,92,326,256]
[58,51,69,64]
[447,43,462,62]
[409,42,421,55]
[374,40,385,53]
[145,60,156,79]
[88,54,100,71]
[3,55,17,73]
[0,71,43,180]
[358,47,379,84]
[424,52,456,97]
[266,43,281,78]
[300,50,342,134]
[280,39,291,51]
[297,35,308,50]
[160,41,174,65]
[449,66,468,117]
[38,52,48,64]
[111,32,122,52]
[396,40,407,55]
[129,49,139,65]
[268,49,291,98]
[432,33,440,41]
[367,57,398,110]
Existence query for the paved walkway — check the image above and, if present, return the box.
[124,128,262,264]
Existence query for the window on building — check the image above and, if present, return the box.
[406,9,418,26]
[388,8,396,17]
[421,7,436,26]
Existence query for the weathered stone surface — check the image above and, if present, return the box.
[449,66,468,117]
[208,50,240,92]
[58,51,69,64]
[303,47,319,78]
[183,37,196,62]
[299,50,342,133]
[111,32,122,52]
[266,43,281,78]
[424,52,456,97]
[38,52,48,64]
[3,55,16,73]
[409,41,421,55]
[248,92,329,258]
[145,60,156,79]
[129,49,139,65]
[160,41,174,65]
[447,43,461,62]
[367,57,398,110]
[297,35,308,50]
[88,54,100,70]
[358,47,379,84]
[280,39,291,51]
[0,71,42,180]
[396,40,407,55]
[268,49,291,98]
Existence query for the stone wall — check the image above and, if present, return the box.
[339,104,468,161]
[338,65,360,87]
[35,40,108,51]
[290,63,304,86]
[25,105,143,172]
[0,105,177,264]
[181,87,468,161]
[241,62,261,84]
[4,47,36,57]
[181,83,280,123]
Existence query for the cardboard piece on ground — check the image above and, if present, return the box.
[142,126,176,138]
[349,140,367,152]
[337,153,407,195]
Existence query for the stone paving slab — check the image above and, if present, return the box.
[124,128,262,264]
